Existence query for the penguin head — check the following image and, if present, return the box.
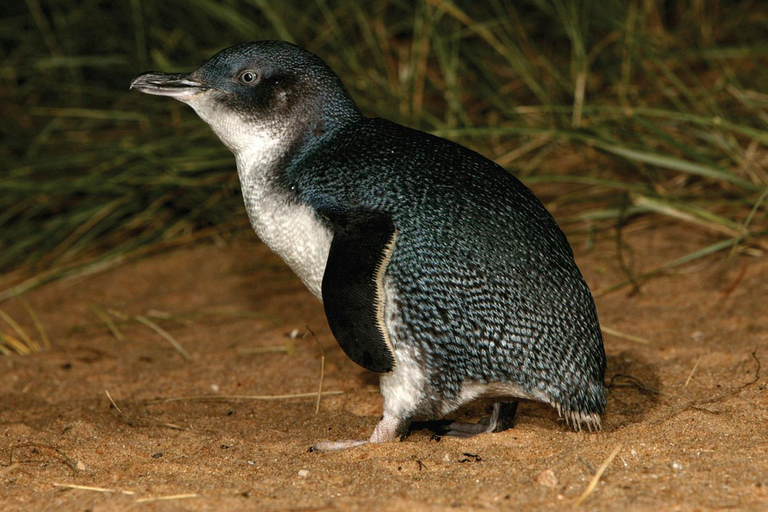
[131,41,360,161]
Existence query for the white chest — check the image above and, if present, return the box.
[236,151,332,301]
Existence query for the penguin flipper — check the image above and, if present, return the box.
[321,209,397,373]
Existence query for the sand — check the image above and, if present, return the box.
[1,223,766,511]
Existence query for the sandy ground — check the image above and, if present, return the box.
[1,222,766,511]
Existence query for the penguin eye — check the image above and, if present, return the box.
[238,69,260,85]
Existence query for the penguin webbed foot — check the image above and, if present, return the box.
[445,401,518,438]
[309,413,409,452]
[308,439,368,452]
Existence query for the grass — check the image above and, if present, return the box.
[1,0,767,304]
[0,297,49,355]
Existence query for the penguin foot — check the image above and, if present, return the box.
[309,439,368,452]
[309,412,409,452]
[446,401,518,438]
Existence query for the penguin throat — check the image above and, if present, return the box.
[183,94,287,171]
[231,130,285,176]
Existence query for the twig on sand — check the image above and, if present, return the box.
[304,324,325,415]
[683,355,703,388]
[52,483,135,495]
[52,483,198,503]
[573,444,623,507]
[105,389,124,415]
[135,493,199,503]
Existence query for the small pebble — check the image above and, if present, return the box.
[536,469,558,488]
[298,469,309,478]
[671,461,683,471]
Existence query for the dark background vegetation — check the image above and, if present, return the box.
[2,0,767,302]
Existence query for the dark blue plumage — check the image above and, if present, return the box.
[131,41,607,450]
[288,118,606,420]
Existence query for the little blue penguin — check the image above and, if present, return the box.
[131,41,606,450]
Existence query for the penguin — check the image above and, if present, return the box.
[131,41,606,450]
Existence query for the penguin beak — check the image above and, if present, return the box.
[130,72,209,102]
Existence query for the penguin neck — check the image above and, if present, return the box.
[231,129,286,180]
[231,112,357,184]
